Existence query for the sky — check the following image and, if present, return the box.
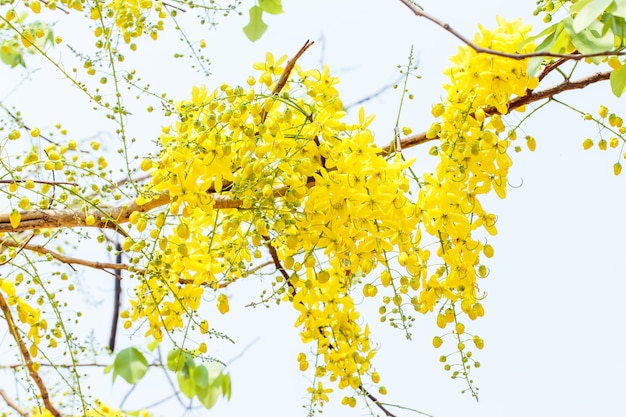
[2,0,626,416]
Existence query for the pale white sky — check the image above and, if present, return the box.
[2,1,626,416]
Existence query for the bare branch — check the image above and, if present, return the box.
[398,0,625,60]
[0,389,29,417]
[1,240,134,272]
[0,293,61,417]
[272,40,315,96]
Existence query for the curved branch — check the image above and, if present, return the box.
[398,0,625,60]
[0,70,611,234]
[385,70,612,154]
[1,240,134,271]
[0,293,61,417]
[0,389,28,417]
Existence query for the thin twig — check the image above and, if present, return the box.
[0,293,61,417]
[0,240,133,272]
[398,0,626,60]
[272,40,315,96]
[360,385,397,417]
[0,389,28,417]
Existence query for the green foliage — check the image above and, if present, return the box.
[113,347,149,384]
[243,0,283,41]
[571,0,613,32]
[610,59,626,95]
[0,19,55,68]
[0,39,25,67]
[243,5,268,41]
[168,348,231,409]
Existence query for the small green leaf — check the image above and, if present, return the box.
[609,0,626,17]
[259,0,282,14]
[167,348,195,372]
[177,370,196,399]
[196,382,221,409]
[0,41,25,68]
[572,0,613,33]
[243,6,268,42]
[221,372,232,400]
[610,64,626,96]
[192,363,209,389]
[113,347,149,384]
[147,338,160,352]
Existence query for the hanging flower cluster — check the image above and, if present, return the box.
[419,16,538,387]
[122,16,539,407]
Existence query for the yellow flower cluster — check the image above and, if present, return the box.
[419,17,538,383]
[90,0,164,45]
[582,104,626,176]
[127,16,539,405]
[0,277,46,357]
[130,54,418,400]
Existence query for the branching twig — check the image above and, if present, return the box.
[0,293,61,417]
[399,0,625,60]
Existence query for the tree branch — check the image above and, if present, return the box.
[1,239,134,271]
[0,68,610,235]
[398,0,626,60]
[384,70,612,154]
[0,389,29,417]
[0,293,61,417]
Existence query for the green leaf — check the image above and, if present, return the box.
[243,6,268,42]
[572,0,613,33]
[221,372,232,400]
[167,348,195,372]
[259,0,282,14]
[564,18,613,63]
[177,370,197,399]
[0,41,25,68]
[192,363,209,389]
[147,338,160,352]
[610,63,626,96]
[113,347,149,384]
[609,0,626,18]
[196,381,221,409]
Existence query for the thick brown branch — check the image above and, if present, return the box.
[398,0,625,60]
[0,192,237,233]
[0,293,61,417]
